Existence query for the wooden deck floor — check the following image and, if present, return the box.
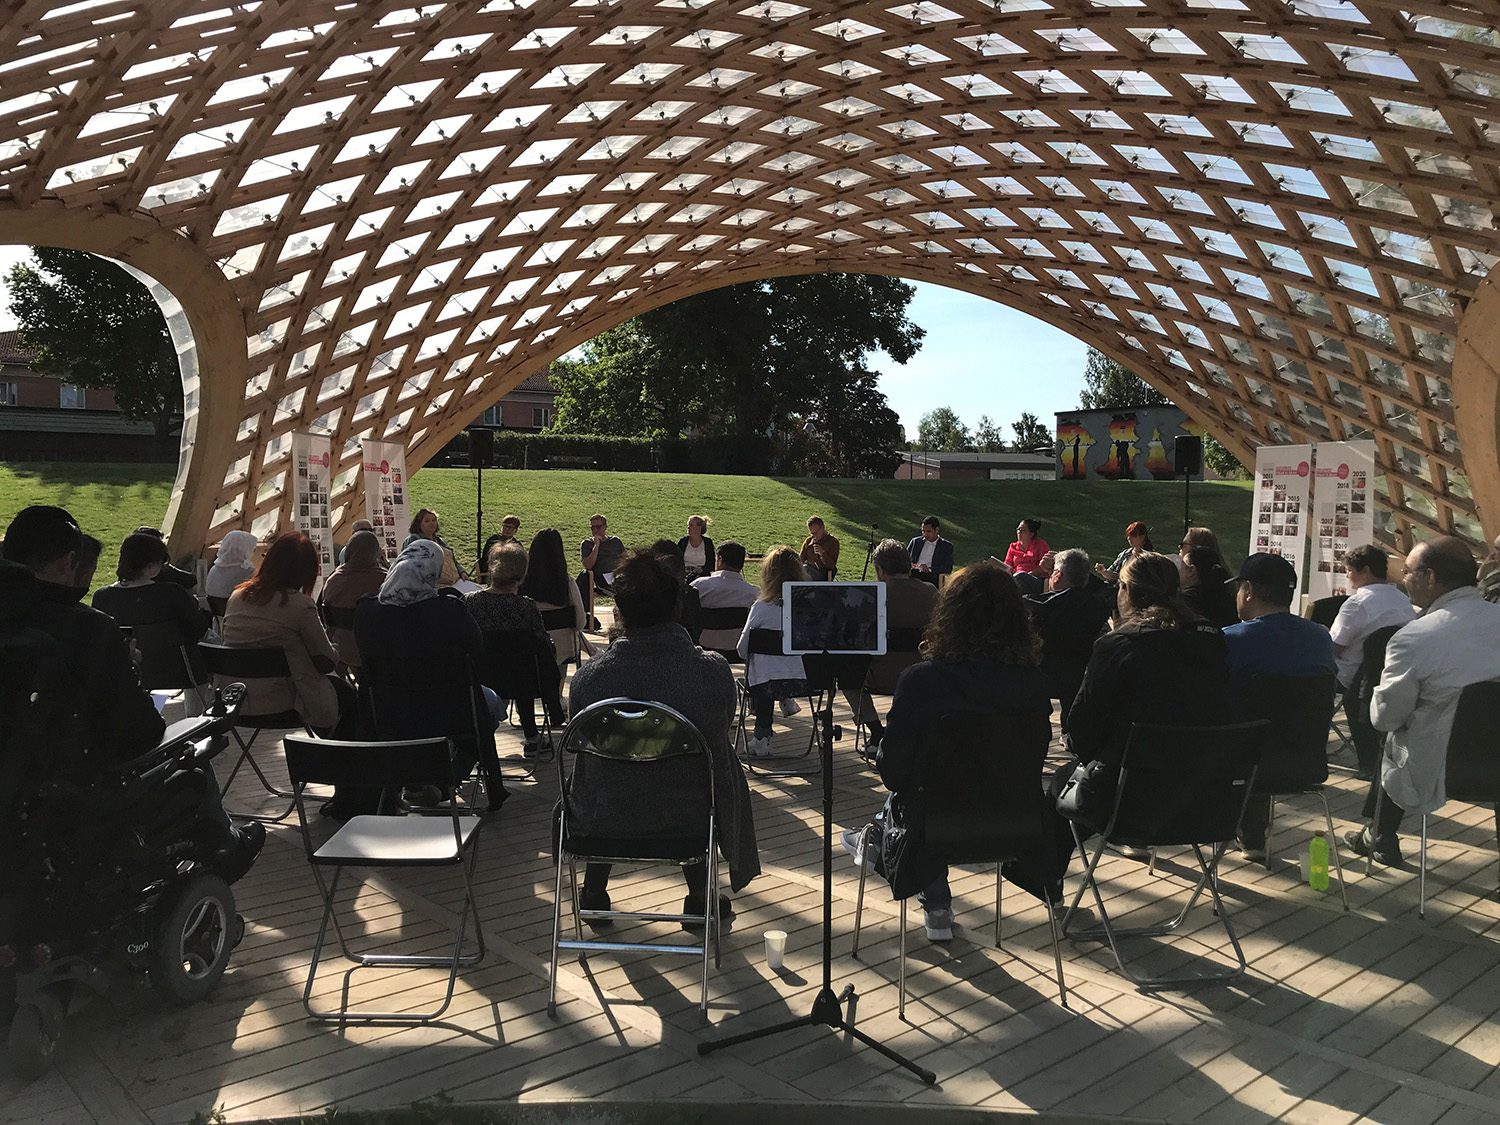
[8,675,1500,1125]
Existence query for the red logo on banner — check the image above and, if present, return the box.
[381,460,390,475]
[1337,463,1349,479]
[319,453,330,467]
[1298,461,1310,477]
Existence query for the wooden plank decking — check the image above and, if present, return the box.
[7,673,1500,1124]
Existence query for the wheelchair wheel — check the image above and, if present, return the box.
[150,873,235,1005]
[7,997,63,1082]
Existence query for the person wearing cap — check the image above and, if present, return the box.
[692,540,758,653]
[1345,537,1500,866]
[1222,552,1337,861]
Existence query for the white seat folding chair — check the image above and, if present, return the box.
[284,735,486,1024]
[548,697,721,1021]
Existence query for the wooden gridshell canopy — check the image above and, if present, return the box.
[2,0,1500,556]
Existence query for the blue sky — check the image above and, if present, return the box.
[0,246,1088,440]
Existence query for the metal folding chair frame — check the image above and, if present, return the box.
[198,642,312,822]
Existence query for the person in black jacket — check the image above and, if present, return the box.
[1178,546,1239,629]
[676,515,715,582]
[842,562,1055,942]
[1025,548,1112,731]
[93,532,211,708]
[1056,552,1233,858]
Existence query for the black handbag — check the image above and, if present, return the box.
[1055,758,1113,830]
[879,792,944,900]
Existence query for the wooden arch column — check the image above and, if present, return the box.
[1453,274,1500,545]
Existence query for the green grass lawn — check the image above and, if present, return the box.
[2,462,1251,595]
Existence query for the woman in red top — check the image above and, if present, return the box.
[1004,518,1050,574]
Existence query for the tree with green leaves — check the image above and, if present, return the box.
[1078,347,1170,410]
[6,247,181,448]
[1010,411,1052,451]
[973,414,1006,452]
[915,406,972,452]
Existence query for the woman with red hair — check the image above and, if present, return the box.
[1095,520,1155,584]
[219,531,356,736]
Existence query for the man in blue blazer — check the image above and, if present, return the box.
[907,516,954,585]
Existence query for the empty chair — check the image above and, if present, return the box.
[850,707,1067,1016]
[283,735,486,1023]
[1062,720,1268,989]
[198,641,311,819]
[549,698,721,1020]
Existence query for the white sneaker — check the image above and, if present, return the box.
[923,907,954,942]
[750,735,775,758]
[780,697,801,718]
[840,827,878,870]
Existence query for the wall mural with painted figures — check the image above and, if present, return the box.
[1053,406,1206,482]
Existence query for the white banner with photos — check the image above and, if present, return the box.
[360,439,411,563]
[289,430,334,583]
[1250,444,1314,594]
[1308,440,1377,603]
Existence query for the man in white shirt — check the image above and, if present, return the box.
[1329,543,1417,776]
[692,540,758,653]
[1344,537,1500,866]
[906,516,954,587]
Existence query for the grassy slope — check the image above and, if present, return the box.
[0,463,1251,593]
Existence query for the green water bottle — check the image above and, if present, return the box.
[1309,830,1330,892]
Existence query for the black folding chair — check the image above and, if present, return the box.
[1369,681,1500,917]
[1348,624,1403,778]
[283,735,486,1023]
[548,698,720,1021]
[319,602,357,633]
[1062,720,1268,989]
[206,594,229,621]
[478,628,563,778]
[1243,674,1348,910]
[699,604,750,664]
[735,626,825,776]
[198,641,313,820]
[1307,595,1353,753]
[129,618,211,711]
[539,604,584,672]
[850,708,1068,1015]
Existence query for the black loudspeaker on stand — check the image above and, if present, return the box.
[698,654,937,1086]
[1176,435,1203,536]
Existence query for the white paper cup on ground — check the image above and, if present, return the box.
[1298,854,1310,884]
[764,929,788,970]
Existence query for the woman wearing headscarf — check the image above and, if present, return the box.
[354,539,507,812]
[205,530,258,601]
[402,508,467,589]
[319,529,386,673]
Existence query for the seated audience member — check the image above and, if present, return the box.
[907,516,954,585]
[651,538,703,645]
[799,516,840,580]
[842,562,1056,939]
[520,527,587,671]
[1059,553,1232,859]
[319,529,386,673]
[354,539,506,813]
[337,519,375,565]
[1179,546,1239,628]
[1004,518,1050,574]
[1026,548,1111,730]
[1095,521,1154,583]
[577,513,626,628]
[1012,550,1055,597]
[206,530,258,601]
[1,506,262,883]
[1221,552,1337,860]
[479,515,522,579]
[843,539,938,748]
[220,532,358,739]
[692,540,758,653]
[569,549,759,923]
[1180,526,1231,571]
[134,525,198,591]
[737,546,809,757]
[466,539,563,756]
[93,532,211,709]
[1329,544,1416,772]
[1345,537,1500,866]
[1479,533,1500,604]
[678,515,715,582]
[403,508,467,588]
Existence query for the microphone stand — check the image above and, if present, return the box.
[699,651,935,1086]
[860,524,879,580]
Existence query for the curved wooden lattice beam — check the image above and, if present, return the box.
[1,0,1497,554]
